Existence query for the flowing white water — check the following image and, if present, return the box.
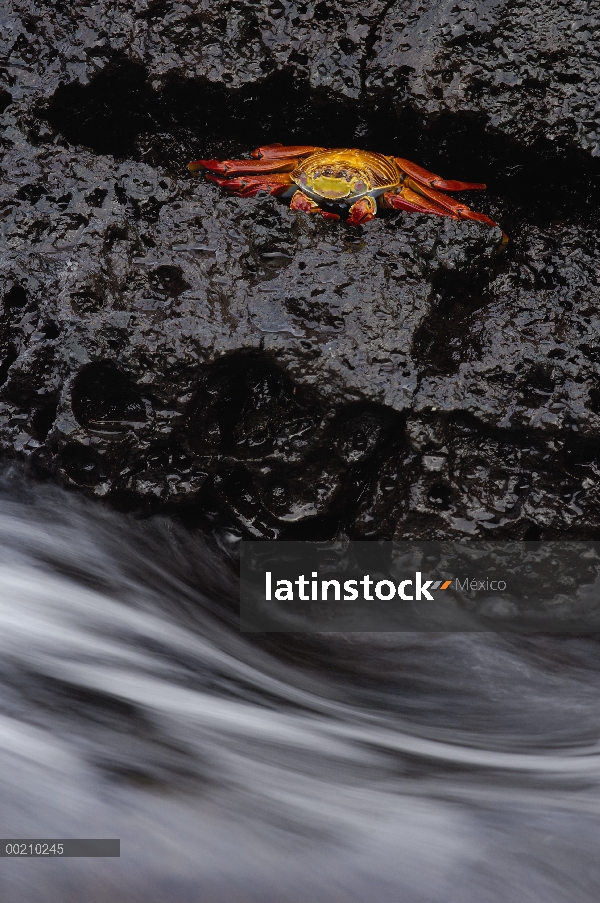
[0,468,599,901]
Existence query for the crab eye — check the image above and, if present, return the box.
[299,172,307,185]
[355,180,366,192]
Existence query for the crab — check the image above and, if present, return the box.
[189,144,506,240]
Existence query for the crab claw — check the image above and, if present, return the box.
[289,190,340,219]
[347,195,377,226]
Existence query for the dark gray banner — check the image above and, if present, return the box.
[240,541,600,632]
[0,840,120,857]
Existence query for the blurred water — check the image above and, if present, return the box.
[0,469,599,901]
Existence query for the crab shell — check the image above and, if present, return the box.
[291,149,400,206]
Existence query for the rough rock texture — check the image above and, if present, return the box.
[1,0,600,539]
[3,1,599,154]
[367,0,600,156]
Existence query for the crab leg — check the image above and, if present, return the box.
[189,156,299,175]
[394,157,486,192]
[382,187,457,218]
[405,178,499,226]
[251,143,323,160]
[290,190,340,220]
[205,173,294,197]
[384,185,508,246]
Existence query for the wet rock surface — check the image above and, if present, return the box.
[1,0,600,539]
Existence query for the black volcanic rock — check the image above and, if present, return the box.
[1,0,600,539]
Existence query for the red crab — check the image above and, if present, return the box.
[189,144,506,243]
